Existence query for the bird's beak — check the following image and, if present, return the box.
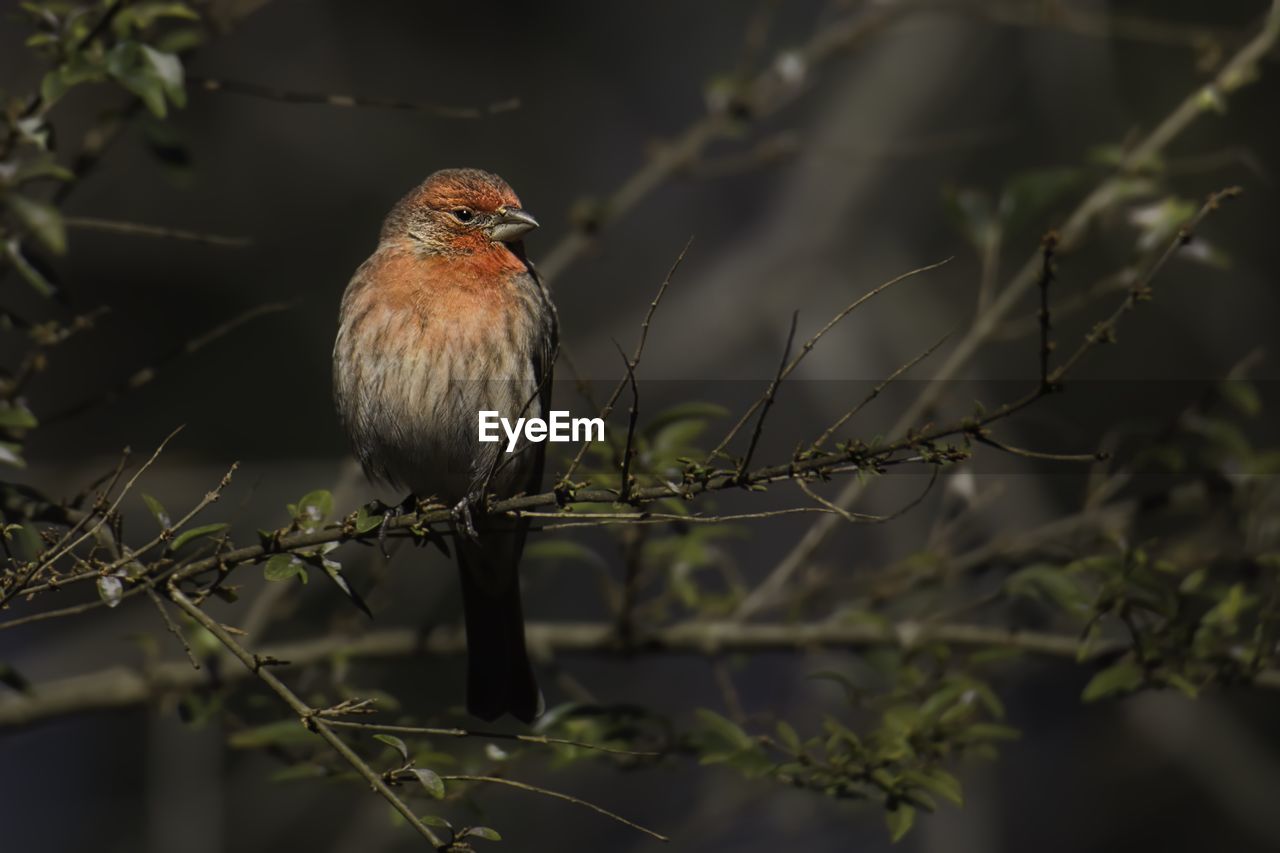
[487,206,539,243]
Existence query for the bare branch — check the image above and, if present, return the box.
[558,237,692,487]
[322,718,658,757]
[189,75,519,119]
[812,330,951,449]
[730,311,798,480]
[165,583,446,848]
[763,0,1280,600]
[707,259,951,464]
[7,619,1279,729]
[426,774,669,842]
[61,217,251,248]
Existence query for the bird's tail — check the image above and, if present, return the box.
[455,519,541,723]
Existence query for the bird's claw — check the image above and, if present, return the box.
[375,493,417,561]
[452,495,482,542]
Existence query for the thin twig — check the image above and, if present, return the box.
[12,428,182,594]
[559,237,692,486]
[521,507,839,530]
[62,217,252,247]
[732,311,798,480]
[145,586,201,670]
[537,4,906,282]
[973,433,1104,463]
[812,331,951,448]
[432,774,669,842]
[45,302,294,426]
[796,480,887,523]
[1038,230,1058,391]
[613,341,641,502]
[102,463,240,575]
[189,75,519,119]
[706,259,951,464]
[1048,187,1243,382]
[323,718,658,757]
[165,583,446,848]
[761,0,1280,608]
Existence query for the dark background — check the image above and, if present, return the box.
[2,1,1280,851]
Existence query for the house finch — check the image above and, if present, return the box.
[333,168,556,722]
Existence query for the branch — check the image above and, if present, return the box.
[706,259,951,464]
[165,582,447,848]
[424,773,669,843]
[6,620,1278,728]
[759,0,1280,613]
[188,76,519,119]
[536,4,906,282]
[731,310,797,480]
[44,302,295,426]
[60,217,251,247]
[558,237,692,487]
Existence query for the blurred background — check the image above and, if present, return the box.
[2,1,1280,851]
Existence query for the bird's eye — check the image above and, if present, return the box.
[451,208,474,223]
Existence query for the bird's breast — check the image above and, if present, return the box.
[333,245,548,500]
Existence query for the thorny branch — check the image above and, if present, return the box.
[747,0,1280,617]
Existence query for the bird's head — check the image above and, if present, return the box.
[382,168,539,254]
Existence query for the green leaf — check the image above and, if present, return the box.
[228,720,319,749]
[776,720,801,753]
[642,402,730,437]
[373,733,410,761]
[156,27,205,54]
[353,505,383,533]
[4,194,66,254]
[142,493,171,528]
[295,489,334,528]
[170,522,228,551]
[106,42,186,117]
[1180,568,1208,594]
[269,763,327,783]
[0,402,38,431]
[1081,660,1144,702]
[412,768,446,799]
[942,186,996,252]
[116,2,201,32]
[39,58,106,108]
[3,238,57,296]
[263,554,304,582]
[886,804,916,842]
[1162,672,1200,699]
[319,558,371,617]
[650,419,710,459]
[694,709,753,750]
[461,826,502,842]
[963,723,1020,742]
[999,166,1085,228]
[1219,380,1261,417]
[141,44,186,106]
[5,153,74,185]
[906,768,963,806]
[1004,564,1088,613]
[694,709,758,765]
[419,814,452,830]
[1201,582,1254,630]
[523,539,607,568]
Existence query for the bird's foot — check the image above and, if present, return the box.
[451,494,482,542]
[374,493,418,561]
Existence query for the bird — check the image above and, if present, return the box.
[333,168,556,723]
